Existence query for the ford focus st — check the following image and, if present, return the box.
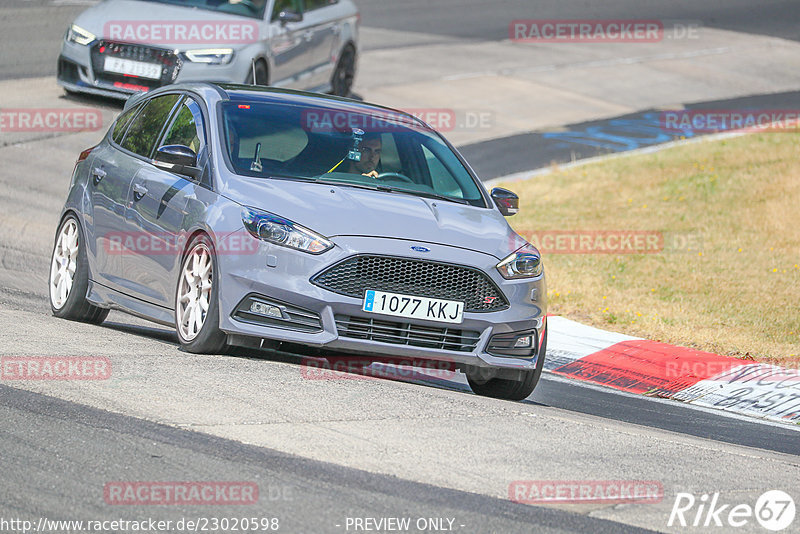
[49,83,547,400]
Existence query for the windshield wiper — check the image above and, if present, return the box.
[380,186,471,205]
[314,178,470,204]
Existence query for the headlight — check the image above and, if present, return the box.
[242,207,333,254]
[496,243,543,279]
[66,24,96,46]
[183,48,234,65]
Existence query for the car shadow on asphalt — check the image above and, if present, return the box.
[100,320,179,345]
[97,319,548,404]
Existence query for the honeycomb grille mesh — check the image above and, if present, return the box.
[312,255,508,312]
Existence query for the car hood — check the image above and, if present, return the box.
[222,178,526,260]
[73,0,261,47]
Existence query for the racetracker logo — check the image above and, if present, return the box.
[104,482,259,505]
[1,357,111,380]
[660,109,800,133]
[300,108,493,133]
[512,230,703,255]
[103,231,258,256]
[509,480,664,504]
[510,20,701,43]
[104,20,258,45]
[300,356,457,382]
[0,109,102,133]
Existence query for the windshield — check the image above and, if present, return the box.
[220,101,487,207]
[139,0,267,19]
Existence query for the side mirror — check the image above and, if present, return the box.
[153,145,200,178]
[277,10,303,25]
[491,187,519,216]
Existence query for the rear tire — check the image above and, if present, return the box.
[331,44,356,97]
[467,327,547,401]
[49,214,109,324]
[175,234,228,354]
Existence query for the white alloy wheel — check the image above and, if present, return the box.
[49,218,79,310]
[177,243,213,341]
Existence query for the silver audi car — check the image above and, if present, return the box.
[58,0,358,99]
[49,83,547,400]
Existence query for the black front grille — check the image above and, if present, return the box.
[90,41,181,90]
[336,315,480,352]
[312,255,508,313]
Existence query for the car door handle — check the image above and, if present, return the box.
[132,183,148,201]
[303,30,314,41]
[91,167,106,185]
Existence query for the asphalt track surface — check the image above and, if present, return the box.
[1,2,799,533]
[1,385,648,534]
[461,89,800,179]
[3,0,800,80]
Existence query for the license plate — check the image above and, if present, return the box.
[103,57,162,80]
[362,290,464,324]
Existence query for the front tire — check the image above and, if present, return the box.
[467,328,547,401]
[49,214,109,324]
[245,59,269,86]
[175,234,228,354]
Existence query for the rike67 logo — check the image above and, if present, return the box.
[669,490,795,531]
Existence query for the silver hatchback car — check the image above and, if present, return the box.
[49,83,547,400]
[57,0,358,99]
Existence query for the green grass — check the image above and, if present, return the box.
[501,133,800,366]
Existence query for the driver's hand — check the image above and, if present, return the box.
[361,171,380,179]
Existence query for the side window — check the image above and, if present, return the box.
[161,98,205,155]
[271,0,302,19]
[304,0,335,10]
[111,104,142,144]
[120,94,181,157]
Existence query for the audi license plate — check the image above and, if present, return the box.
[103,57,162,80]
[362,290,464,324]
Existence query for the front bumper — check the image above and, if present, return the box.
[57,39,254,99]
[216,233,547,371]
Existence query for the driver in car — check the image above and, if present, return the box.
[346,133,382,178]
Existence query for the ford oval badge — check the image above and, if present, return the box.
[410,246,430,253]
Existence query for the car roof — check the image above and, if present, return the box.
[125,82,430,130]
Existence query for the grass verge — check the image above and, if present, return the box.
[502,132,799,366]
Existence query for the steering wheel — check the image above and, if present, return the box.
[376,172,414,184]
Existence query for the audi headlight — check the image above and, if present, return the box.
[496,243,543,279]
[183,48,235,65]
[66,24,96,46]
[242,207,333,254]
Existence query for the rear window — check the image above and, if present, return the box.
[111,104,142,144]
